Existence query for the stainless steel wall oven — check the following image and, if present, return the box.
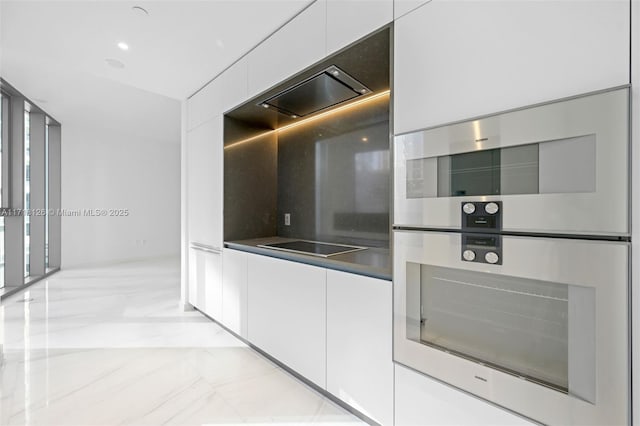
[393,87,630,425]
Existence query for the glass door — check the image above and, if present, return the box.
[0,94,6,288]
[24,109,30,278]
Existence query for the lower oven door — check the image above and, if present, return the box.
[393,230,629,425]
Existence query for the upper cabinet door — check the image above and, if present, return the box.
[187,58,248,131]
[248,0,327,98]
[394,0,630,135]
[187,115,223,248]
[394,0,429,19]
[326,0,392,55]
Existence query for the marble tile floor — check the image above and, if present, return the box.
[0,258,366,425]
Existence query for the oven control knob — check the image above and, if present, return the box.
[485,251,500,264]
[463,250,476,262]
[463,203,476,214]
[485,202,499,215]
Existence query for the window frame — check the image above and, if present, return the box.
[0,91,10,209]
[0,78,62,287]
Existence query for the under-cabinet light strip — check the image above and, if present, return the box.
[224,89,391,150]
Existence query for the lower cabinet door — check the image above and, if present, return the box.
[188,248,222,320]
[247,254,327,388]
[222,248,248,339]
[326,270,393,425]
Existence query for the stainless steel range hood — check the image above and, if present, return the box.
[258,65,371,118]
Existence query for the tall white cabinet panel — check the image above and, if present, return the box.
[187,83,216,132]
[222,248,248,339]
[188,247,222,319]
[247,254,327,388]
[218,58,249,114]
[395,364,534,426]
[326,0,392,55]
[326,270,393,426]
[394,0,630,134]
[187,58,248,131]
[187,114,223,317]
[187,115,223,249]
[394,0,429,19]
[247,0,326,98]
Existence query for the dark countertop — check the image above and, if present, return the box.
[225,237,391,281]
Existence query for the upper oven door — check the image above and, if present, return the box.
[393,87,630,236]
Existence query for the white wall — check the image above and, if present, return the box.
[61,122,180,268]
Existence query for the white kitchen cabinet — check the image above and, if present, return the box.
[394,0,429,19]
[395,364,534,426]
[247,254,327,388]
[188,247,222,320]
[187,115,223,249]
[247,0,326,98]
[222,248,248,339]
[186,115,223,317]
[326,0,392,55]
[326,270,393,426]
[394,0,630,134]
[187,58,248,131]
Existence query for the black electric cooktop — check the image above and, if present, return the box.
[257,240,366,258]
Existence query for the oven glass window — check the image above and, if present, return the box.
[406,263,595,401]
[438,149,504,196]
[406,135,595,199]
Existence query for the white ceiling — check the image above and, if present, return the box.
[0,0,313,142]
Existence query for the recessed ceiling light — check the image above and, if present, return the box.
[132,6,149,16]
[361,137,369,142]
[117,42,129,51]
[105,58,125,69]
